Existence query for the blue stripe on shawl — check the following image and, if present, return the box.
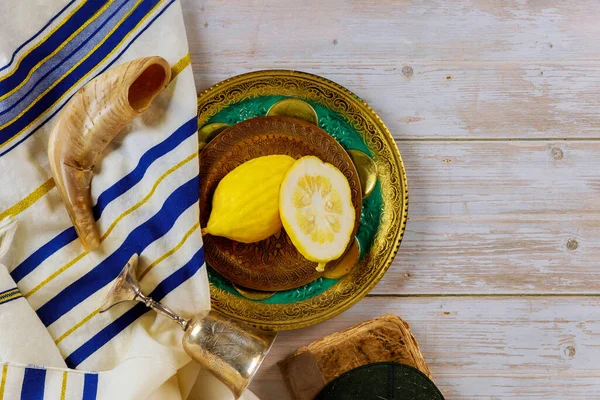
[65,246,204,368]
[10,116,196,283]
[36,175,200,327]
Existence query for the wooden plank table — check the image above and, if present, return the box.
[182,1,600,398]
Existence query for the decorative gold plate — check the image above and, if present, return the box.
[199,116,362,291]
[197,70,408,331]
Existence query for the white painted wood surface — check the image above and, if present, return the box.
[250,297,600,399]
[181,1,600,398]
[382,140,600,295]
[184,0,600,140]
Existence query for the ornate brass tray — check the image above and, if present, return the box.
[199,116,362,291]
[197,70,408,331]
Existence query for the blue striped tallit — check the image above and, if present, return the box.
[0,1,211,399]
[0,0,135,125]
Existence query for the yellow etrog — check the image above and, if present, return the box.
[203,155,295,243]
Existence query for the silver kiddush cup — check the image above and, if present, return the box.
[100,254,277,399]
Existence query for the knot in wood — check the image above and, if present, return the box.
[567,239,579,251]
[551,146,563,160]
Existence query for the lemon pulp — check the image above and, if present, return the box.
[279,156,355,271]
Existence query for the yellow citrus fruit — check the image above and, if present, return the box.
[203,155,295,243]
[279,156,355,271]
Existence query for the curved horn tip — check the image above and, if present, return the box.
[83,236,101,252]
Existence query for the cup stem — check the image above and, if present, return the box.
[136,290,190,331]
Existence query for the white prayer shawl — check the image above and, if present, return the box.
[0,1,258,399]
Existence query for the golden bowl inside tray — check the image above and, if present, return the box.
[199,116,362,292]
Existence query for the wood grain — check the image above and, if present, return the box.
[180,0,600,397]
[182,0,600,63]
[250,296,600,400]
[375,140,600,294]
[183,0,600,139]
[191,62,600,140]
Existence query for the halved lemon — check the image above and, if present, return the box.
[279,156,355,271]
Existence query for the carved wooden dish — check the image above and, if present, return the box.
[199,116,362,291]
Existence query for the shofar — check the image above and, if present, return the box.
[278,314,431,400]
[48,56,171,251]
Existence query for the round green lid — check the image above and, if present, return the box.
[316,362,445,400]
